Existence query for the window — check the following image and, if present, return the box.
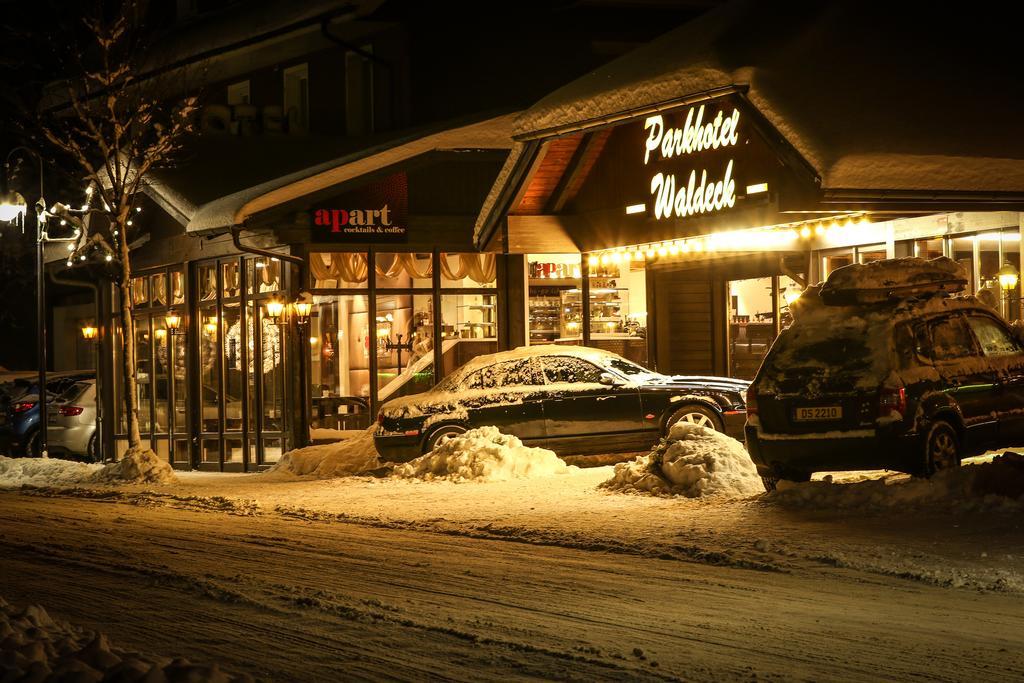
[856,244,887,264]
[929,316,977,361]
[442,253,497,289]
[821,248,854,279]
[481,359,544,388]
[283,63,309,133]
[227,81,250,105]
[913,238,944,259]
[375,252,431,288]
[966,316,1021,356]
[948,235,975,293]
[346,47,374,136]
[541,356,603,384]
[309,294,371,430]
[528,254,581,344]
[310,252,368,288]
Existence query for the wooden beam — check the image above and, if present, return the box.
[545,132,595,214]
[506,215,580,253]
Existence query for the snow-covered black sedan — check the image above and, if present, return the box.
[374,346,747,461]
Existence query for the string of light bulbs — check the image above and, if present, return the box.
[586,214,873,266]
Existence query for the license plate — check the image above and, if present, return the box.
[794,406,842,421]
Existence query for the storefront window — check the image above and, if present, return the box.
[857,244,887,263]
[150,274,167,307]
[199,305,219,436]
[820,248,854,279]
[913,238,944,259]
[153,318,169,434]
[1001,230,1021,320]
[171,271,185,305]
[375,252,432,288]
[222,261,241,298]
[261,316,286,432]
[440,293,499,379]
[587,255,647,365]
[528,254,581,344]
[728,277,775,380]
[310,252,368,288]
[131,276,149,307]
[135,319,152,435]
[440,253,497,288]
[309,294,372,431]
[375,293,434,402]
[948,235,975,293]
[252,257,281,294]
[222,302,244,451]
[198,264,217,302]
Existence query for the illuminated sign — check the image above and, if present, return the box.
[642,104,743,221]
[311,173,408,242]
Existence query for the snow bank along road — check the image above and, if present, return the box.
[1,472,1023,681]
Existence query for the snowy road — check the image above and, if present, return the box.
[1,479,1023,681]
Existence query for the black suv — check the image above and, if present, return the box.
[746,258,1024,490]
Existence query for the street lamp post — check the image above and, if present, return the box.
[0,148,77,457]
[998,261,1020,321]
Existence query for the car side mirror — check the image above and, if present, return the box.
[599,372,622,386]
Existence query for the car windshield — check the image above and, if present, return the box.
[605,358,660,379]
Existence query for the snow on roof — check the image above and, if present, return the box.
[443,343,627,381]
[147,113,516,234]
[511,1,1024,194]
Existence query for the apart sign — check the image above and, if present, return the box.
[311,173,409,242]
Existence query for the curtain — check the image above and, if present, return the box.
[310,253,369,285]
[375,253,432,280]
[440,253,496,285]
[309,252,495,286]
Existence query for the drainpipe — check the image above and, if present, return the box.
[49,270,104,462]
[229,225,310,451]
[229,224,305,281]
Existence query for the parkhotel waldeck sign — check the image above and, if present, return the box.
[640,103,750,220]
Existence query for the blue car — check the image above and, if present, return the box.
[0,371,94,457]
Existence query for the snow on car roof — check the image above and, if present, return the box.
[445,344,628,380]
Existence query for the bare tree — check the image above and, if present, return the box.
[37,3,197,454]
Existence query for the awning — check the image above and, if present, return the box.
[146,112,516,236]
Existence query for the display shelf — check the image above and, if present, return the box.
[528,278,579,288]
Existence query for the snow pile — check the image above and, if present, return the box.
[0,456,103,488]
[392,426,573,483]
[267,427,380,478]
[0,597,251,682]
[0,449,177,489]
[601,423,763,498]
[93,448,178,485]
[768,452,1024,512]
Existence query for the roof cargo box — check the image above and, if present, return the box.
[820,257,967,305]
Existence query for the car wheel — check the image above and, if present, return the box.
[664,404,723,435]
[86,433,100,463]
[760,476,779,493]
[923,420,960,476]
[423,425,467,454]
